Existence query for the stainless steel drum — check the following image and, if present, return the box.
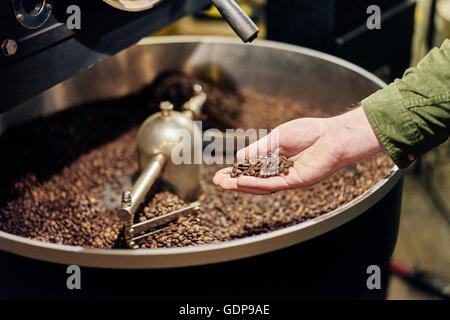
[0,36,403,299]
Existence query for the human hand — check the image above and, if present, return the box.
[213,107,384,194]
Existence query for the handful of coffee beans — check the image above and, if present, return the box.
[230,153,294,178]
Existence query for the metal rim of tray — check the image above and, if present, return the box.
[0,36,402,269]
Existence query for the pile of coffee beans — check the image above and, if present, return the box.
[149,73,327,131]
[230,154,294,178]
[134,192,218,248]
[0,74,394,249]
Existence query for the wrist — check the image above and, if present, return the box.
[328,107,385,164]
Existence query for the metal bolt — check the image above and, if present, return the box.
[193,84,203,94]
[129,241,139,249]
[1,39,18,56]
[121,190,132,207]
[160,101,174,117]
[16,13,24,21]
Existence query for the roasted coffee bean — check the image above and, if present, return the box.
[230,153,294,178]
[0,74,394,249]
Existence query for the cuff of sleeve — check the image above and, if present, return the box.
[361,83,422,169]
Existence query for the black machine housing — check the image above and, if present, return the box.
[0,0,210,112]
[266,0,416,81]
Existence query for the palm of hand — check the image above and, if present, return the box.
[214,118,343,194]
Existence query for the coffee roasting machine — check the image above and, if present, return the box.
[0,0,404,300]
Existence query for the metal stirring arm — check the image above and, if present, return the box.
[129,201,200,244]
[182,84,208,119]
[118,153,201,249]
[118,84,207,248]
[118,153,166,222]
[118,84,207,223]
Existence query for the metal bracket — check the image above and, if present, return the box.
[13,0,53,30]
[124,201,201,248]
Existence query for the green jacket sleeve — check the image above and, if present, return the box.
[362,39,450,168]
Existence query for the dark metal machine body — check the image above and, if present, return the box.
[0,0,211,111]
[266,0,416,81]
[0,0,259,111]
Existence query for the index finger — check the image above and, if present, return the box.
[236,129,280,161]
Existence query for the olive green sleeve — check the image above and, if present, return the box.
[361,39,450,168]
